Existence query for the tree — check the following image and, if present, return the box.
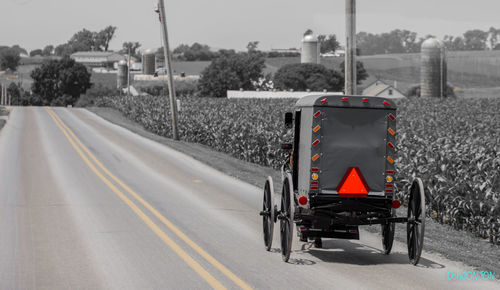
[443,35,466,51]
[29,49,43,57]
[54,43,73,56]
[463,29,488,50]
[121,42,141,59]
[489,27,500,50]
[318,34,340,53]
[30,57,92,106]
[198,52,265,98]
[68,29,97,52]
[42,45,54,56]
[246,41,260,53]
[173,44,190,55]
[273,63,344,92]
[357,29,420,55]
[0,48,21,71]
[7,82,22,105]
[10,45,27,56]
[339,61,369,85]
[96,26,117,51]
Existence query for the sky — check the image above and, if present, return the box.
[2,0,500,53]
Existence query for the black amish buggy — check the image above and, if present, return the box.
[260,95,426,265]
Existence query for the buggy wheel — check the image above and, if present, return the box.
[280,173,294,262]
[381,209,395,255]
[313,238,322,248]
[261,177,275,251]
[381,221,395,255]
[407,178,426,265]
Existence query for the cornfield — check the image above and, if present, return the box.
[94,95,500,244]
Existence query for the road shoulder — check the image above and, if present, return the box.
[87,106,500,274]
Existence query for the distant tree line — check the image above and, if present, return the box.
[53,26,117,56]
[357,27,500,55]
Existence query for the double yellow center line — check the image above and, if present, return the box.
[45,107,251,290]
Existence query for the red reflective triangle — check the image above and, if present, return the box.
[336,167,370,197]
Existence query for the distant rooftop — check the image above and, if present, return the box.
[71,51,120,57]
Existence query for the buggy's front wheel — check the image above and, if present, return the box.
[280,173,294,262]
[407,178,426,265]
[382,209,395,255]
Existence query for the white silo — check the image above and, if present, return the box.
[142,49,156,75]
[117,60,128,89]
[421,38,447,98]
[301,34,320,64]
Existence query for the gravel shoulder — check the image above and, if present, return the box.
[87,106,500,274]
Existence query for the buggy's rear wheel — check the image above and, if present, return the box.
[407,178,426,265]
[280,173,294,262]
[381,209,395,255]
[261,177,275,251]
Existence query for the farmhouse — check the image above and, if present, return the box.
[363,80,406,99]
[70,51,125,68]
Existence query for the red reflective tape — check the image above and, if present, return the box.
[310,181,319,185]
[321,98,327,104]
[310,186,319,190]
[385,184,393,188]
[314,111,321,118]
[342,97,349,102]
[386,170,394,175]
[312,139,320,147]
[385,189,393,193]
[388,114,396,121]
[311,168,319,172]
[362,98,369,102]
[383,100,390,107]
[387,142,395,149]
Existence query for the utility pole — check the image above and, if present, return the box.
[157,0,179,140]
[127,47,131,96]
[345,0,357,95]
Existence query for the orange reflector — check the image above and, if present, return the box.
[387,156,394,164]
[336,167,370,197]
[299,196,308,205]
[388,128,395,136]
[311,173,319,180]
[313,125,321,133]
[312,154,320,162]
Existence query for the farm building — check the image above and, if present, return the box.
[362,80,406,99]
[71,51,125,68]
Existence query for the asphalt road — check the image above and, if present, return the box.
[0,107,498,290]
